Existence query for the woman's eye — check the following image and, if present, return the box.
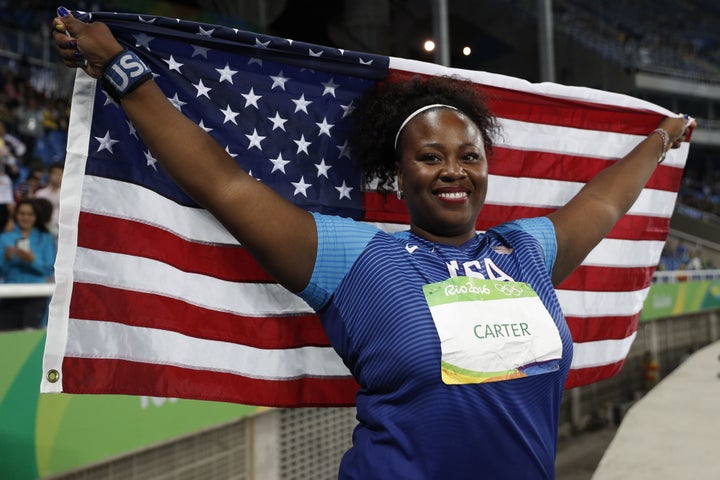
[421,154,441,162]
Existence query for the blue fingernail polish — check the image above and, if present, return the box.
[57,6,69,17]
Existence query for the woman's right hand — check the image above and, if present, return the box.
[53,7,124,79]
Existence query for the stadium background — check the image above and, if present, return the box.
[0,1,718,479]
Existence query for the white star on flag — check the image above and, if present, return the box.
[335,180,353,200]
[193,79,212,98]
[126,120,137,138]
[291,176,312,197]
[133,32,154,49]
[316,117,334,137]
[144,150,158,170]
[315,159,332,178]
[216,63,237,83]
[220,105,239,124]
[321,78,339,97]
[242,88,262,108]
[292,94,312,113]
[198,26,214,37]
[168,93,186,111]
[163,55,183,72]
[191,45,210,58]
[270,153,290,173]
[294,134,311,155]
[270,71,289,90]
[95,130,119,153]
[267,112,288,131]
[245,129,266,150]
[341,101,355,118]
[197,120,212,133]
[337,140,350,159]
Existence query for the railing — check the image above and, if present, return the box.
[0,283,55,298]
[652,269,720,284]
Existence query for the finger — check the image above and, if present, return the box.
[52,29,77,50]
[56,6,83,37]
[52,18,74,47]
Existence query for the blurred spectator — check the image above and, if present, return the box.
[686,250,703,270]
[0,122,18,232]
[642,350,660,392]
[0,120,26,164]
[0,198,56,330]
[674,241,690,266]
[34,162,62,238]
[14,166,43,202]
[43,98,69,164]
[15,93,45,165]
[658,239,716,271]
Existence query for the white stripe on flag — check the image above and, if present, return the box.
[498,118,688,168]
[42,71,98,394]
[82,175,237,245]
[583,238,664,268]
[486,175,678,216]
[571,332,637,369]
[389,56,677,117]
[74,247,313,316]
[66,319,350,379]
[555,288,650,317]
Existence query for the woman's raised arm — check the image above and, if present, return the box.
[548,115,693,285]
[53,10,317,292]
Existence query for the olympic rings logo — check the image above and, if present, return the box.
[494,283,524,297]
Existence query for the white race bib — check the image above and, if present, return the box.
[423,277,563,384]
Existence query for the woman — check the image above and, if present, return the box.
[0,198,56,329]
[53,8,693,478]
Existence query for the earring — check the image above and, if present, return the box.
[396,190,403,200]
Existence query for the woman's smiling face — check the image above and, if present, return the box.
[396,107,488,245]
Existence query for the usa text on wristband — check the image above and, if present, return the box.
[102,50,153,103]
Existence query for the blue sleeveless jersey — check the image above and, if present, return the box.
[298,213,573,479]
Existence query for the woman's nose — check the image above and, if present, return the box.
[440,158,466,179]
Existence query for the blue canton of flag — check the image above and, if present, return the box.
[81,11,388,219]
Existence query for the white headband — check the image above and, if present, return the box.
[393,104,459,149]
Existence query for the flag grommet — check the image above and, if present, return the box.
[46,369,60,383]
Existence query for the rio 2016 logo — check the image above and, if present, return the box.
[444,282,491,296]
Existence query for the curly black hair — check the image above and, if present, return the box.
[349,75,501,192]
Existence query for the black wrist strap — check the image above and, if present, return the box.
[101,50,153,103]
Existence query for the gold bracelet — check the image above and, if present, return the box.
[650,128,670,164]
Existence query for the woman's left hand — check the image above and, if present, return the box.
[658,115,696,149]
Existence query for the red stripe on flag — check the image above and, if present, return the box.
[362,192,671,241]
[69,283,330,349]
[491,148,684,191]
[565,359,626,389]
[387,70,662,134]
[565,314,640,343]
[558,265,655,292]
[61,357,359,407]
[78,212,273,282]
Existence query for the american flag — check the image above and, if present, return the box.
[41,12,690,406]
